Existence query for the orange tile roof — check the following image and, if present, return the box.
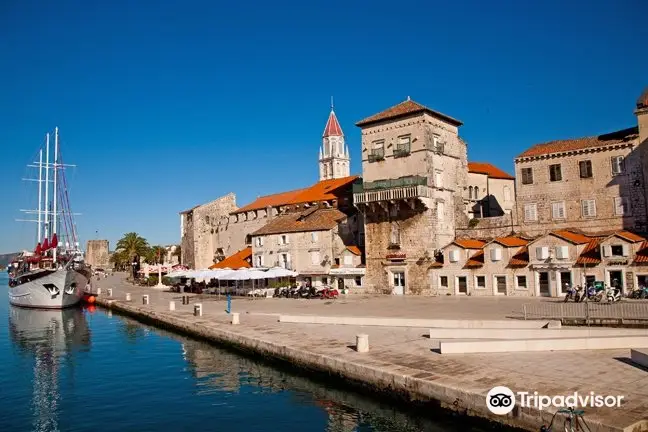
[464,250,484,268]
[638,87,648,109]
[516,127,638,159]
[232,176,358,214]
[468,162,515,180]
[551,230,591,245]
[209,247,252,269]
[614,231,645,243]
[346,245,361,256]
[493,236,529,247]
[453,239,486,249]
[508,246,529,267]
[252,207,346,236]
[575,239,602,266]
[355,99,462,128]
[635,241,648,264]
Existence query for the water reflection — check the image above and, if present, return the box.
[8,307,91,432]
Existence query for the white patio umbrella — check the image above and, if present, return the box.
[264,267,298,278]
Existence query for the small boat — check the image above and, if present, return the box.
[8,127,91,309]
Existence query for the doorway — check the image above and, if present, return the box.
[495,276,507,295]
[457,276,468,295]
[337,278,344,291]
[559,271,572,295]
[608,270,623,294]
[538,272,550,296]
[392,271,405,295]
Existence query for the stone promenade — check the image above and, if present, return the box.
[93,274,648,432]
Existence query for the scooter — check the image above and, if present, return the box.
[564,284,577,302]
[606,287,621,303]
[629,286,648,299]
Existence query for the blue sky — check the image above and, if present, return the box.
[1,0,647,253]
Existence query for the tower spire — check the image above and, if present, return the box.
[331,96,334,110]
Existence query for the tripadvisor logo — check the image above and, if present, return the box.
[487,386,516,415]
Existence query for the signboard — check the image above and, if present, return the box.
[626,271,634,290]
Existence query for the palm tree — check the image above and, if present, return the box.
[115,232,150,261]
[149,246,167,264]
[109,249,129,270]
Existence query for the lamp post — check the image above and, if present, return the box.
[156,248,166,289]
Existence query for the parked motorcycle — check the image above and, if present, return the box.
[606,287,621,303]
[573,285,584,302]
[564,284,576,302]
[321,286,339,299]
[629,286,648,299]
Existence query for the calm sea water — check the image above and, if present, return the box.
[0,273,506,432]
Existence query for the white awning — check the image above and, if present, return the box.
[329,267,366,276]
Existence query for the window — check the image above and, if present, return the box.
[468,186,473,199]
[503,186,511,202]
[551,201,566,220]
[516,275,527,289]
[334,258,340,265]
[490,248,502,262]
[432,135,444,153]
[614,197,629,216]
[279,235,289,245]
[611,245,623,256]
[355,276,362,286]
[435,170,443,189]
[472,186,479,199]
[439,276,448,288]
[437,201,445,220]
[521,168,533,185]
[390,222,400,246]
[280,253,290,268]
[579,160,593,178]
[524,203,538,221]
[205,215,210,224]
[395,135,411,156]
[369,140,385,161]
[475,275,486,289]
[311,232,318,242]
[603,244,629,257]
[611,156,624,175]
[449,250,459,262]
[536,246,549,260]
[310,251,320,265]
[323,164,328,178]
[344,254,353,265]
[581,199,596,218]
[549,164,562,182]
[255,255,263,267]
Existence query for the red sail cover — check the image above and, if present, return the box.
[51,233,58,249]
[42,238,50,250]
[35,242,42,255]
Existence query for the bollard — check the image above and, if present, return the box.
[125,293,131,301]
[169,301,175,311]
[107,288,113,297]
[194,303,203,317]
[226,294,231,314]
[182,295,190,305]
[96,287,102,295]
[356,334,369,353]
[232,312,240,325]
[142,294,149,305]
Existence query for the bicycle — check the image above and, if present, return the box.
[539,407,592,432]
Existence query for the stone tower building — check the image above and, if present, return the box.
[353,98,468,295]
[86,239,110,269]
[319,104,350,181]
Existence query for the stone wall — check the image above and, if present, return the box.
[455,214,518,240]
[86,240,109,269]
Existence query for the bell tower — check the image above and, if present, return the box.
[319,99,350,181]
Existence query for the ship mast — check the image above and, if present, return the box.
[53,127,58,262]
[37,147,43,243]
[44,133,50,240]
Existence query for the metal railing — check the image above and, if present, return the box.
[520,301,648,324]
[352,175,428,194]
[354,184,433,205]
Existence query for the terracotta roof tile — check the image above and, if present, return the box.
[355,99,462,128]
[453,239,486,249]
[233,176,358,214]
[516,127,638,159]
[508,246,529,267]
[468,162,515,180]
[252,207,346,236]
[575,239,602,266]
[493,236,529,247]
[614,231,645,243]
[209,247,252,269]
[638,87,648,109]
[635,241,648,264]
[464,250,484,268]
[551,230,591,245]
[346,245,361,256]
[323,110,343,137]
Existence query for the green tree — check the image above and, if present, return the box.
[172,245,181,264]
[149,245,167,264]
[115,232,150,261]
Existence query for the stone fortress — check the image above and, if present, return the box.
[85,239,110,269]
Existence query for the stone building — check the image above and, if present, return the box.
[250,204,364,289]
[514,91,648,236]
[353,97,468,295]
[180,193,237,270]
[466,162,515,218]
[85,239,109,269]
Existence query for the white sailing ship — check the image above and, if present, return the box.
[8,127,91,308]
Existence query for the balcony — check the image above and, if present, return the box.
[353,175,433,209]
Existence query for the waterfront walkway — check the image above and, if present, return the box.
[94,274,648,432]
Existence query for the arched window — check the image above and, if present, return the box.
[503,186,511,202]
[323,164,328,178]
[390,222,400,246]
[473,186,479,200]
[468,186,473,199]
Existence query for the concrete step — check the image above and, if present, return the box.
[439,336,648,354]
[430,327,648,340]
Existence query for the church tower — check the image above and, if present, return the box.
[319,101,350,181]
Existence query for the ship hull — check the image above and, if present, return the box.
[8,268,89,309]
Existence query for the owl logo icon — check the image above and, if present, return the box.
[486,386,516,415]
